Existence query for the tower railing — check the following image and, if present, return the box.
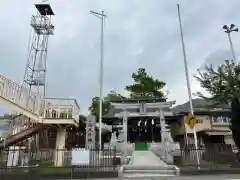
[43,98,80,123]
[30,15,54,35]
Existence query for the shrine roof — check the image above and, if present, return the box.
[102,115,183,125]
[102,117,121,125]
[109,98,166,103]
[104,107,172,118]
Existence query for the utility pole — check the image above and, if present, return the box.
[90,10,106,150]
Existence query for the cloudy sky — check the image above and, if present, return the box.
[1,0,240,115]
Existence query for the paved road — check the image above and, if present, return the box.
[88,174,240,180]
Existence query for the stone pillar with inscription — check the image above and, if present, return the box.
[85,115,96,165]
[85,115,96,149]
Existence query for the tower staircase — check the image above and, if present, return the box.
[0,123,47,148]
[0,75,80,148]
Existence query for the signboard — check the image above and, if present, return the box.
[186,114,196,129]
[7,146,20,167]
[85,115,96,149]
[71,148,89,165]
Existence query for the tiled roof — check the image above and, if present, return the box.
[104,106,171,117]
[171,98,230,114]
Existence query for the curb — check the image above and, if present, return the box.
[180,168,240,176]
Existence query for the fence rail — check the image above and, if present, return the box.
[0,148,119,179]
[174,144,240,168]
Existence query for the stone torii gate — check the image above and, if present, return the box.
[110,100,176,159]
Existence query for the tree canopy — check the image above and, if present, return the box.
[89,91,127,117]
[125,68,167,99]
[89,68,168,117]
[194,60,240,105]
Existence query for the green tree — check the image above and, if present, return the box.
[89,91,127,117]
[194,60,240,151]
[194,60,240,105]
[125,68,168,99]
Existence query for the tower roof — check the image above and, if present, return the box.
[35,4,55,16]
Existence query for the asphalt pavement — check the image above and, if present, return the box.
[87,174,240,180]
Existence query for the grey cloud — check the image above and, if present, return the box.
[1,0,240,114]
[201,50,234,68]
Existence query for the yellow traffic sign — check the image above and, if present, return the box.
[186,114,196,129]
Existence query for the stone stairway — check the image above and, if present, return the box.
[119,150,179,178]
[122,164,179,178]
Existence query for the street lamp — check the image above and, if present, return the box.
[90,10,107,150]
[223,24,238,61]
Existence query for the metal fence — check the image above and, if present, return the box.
[0,148,119,179]
[174,144,240,168]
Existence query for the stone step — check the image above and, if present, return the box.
[123,172,175,178]
[124,174,175,178]
[123,164,175,170]
[124,169,177,174]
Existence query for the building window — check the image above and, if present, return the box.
[196,119,203,124]
[213,116,231,124]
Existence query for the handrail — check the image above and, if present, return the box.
[44,97,77,101]
[0,75,39,98]
[0,75,80,124]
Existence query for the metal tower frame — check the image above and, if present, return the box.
[22,3,55,158]
[23,3,55,98]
